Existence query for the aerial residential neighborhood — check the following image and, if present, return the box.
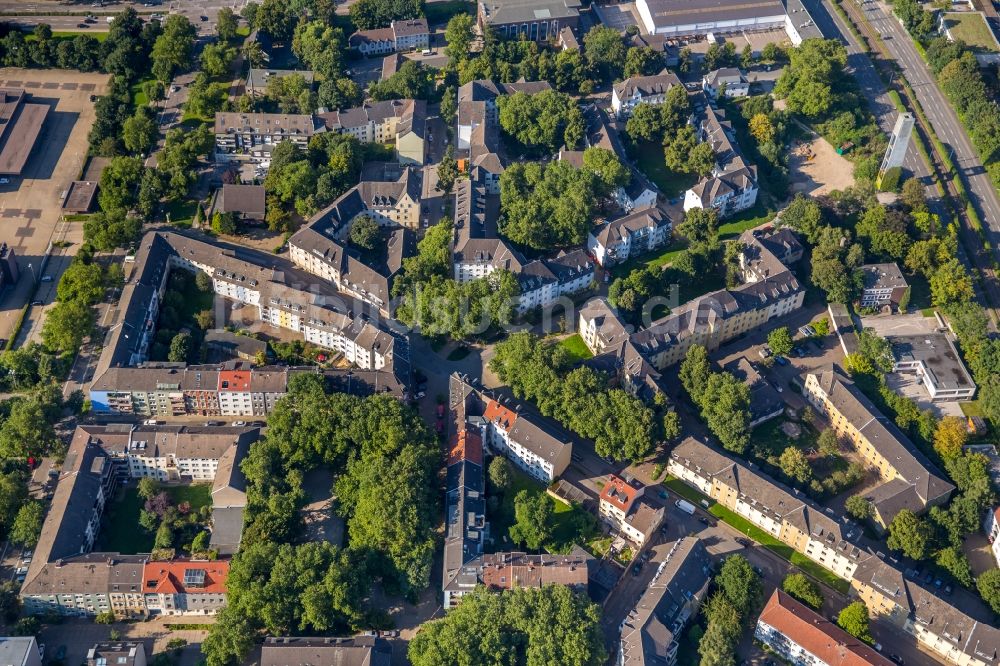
[0,0,998,665]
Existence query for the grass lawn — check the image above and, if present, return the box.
[97,488,155,554]
[609,240,687,279]
[942,12,1000,52]
[719,203,775,240]
[710,503,851,593]
[165,483,212,511]
[425,0,475,23]
[165,199,199,227]
[960,401,985,417]
[629,140,698,200]
[236,26,251,37]
[663,476,709,505]
[490,466,599,554]
[905,273,932,313]
[558,334,593,363]
[752,418,820,459]
[131,74,155,108]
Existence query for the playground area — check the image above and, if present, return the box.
[788,135,855,196]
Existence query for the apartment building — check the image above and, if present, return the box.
[611,70,683,118]
[684,101,758,218]
[20,424,255,617]
[477,0,581,40]
[889,334,976,402]
[214,112,321,164]
[587,206,672,268]
[803,367,954,528]
[482,398,573,483]
[348,18,429,55]
[668,438,866,581]
[851,556,1000,666]
[86,643,146,666]
[669,440,999,666]
[702,68,749,99]
[515,250,594,314]
[858,263,909,310]
[260,637,391,666]
[88,232,410,413]
[143,561,229,615]
[319,99,426,165]
[985,507,1000,568]
[580,228,803,372]
[0,636,43,666]
[755,590,893,666]
[618,538,712,666]
[599,475,664,546]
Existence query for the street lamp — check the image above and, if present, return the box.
[26,262,36,285]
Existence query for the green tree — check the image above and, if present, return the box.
[211,211,239,235]
[817,429,840,456]
[846,494,873,521]
[930,259,974,306]
[10,501,43,547]
[582,146,629,195]
[57,260,105,306]
[151,14,197,82]
[679,344,712,405]
[716,555,761,616]
[887,509,933,560]
[437,145,459,194]
[191,530,211,553]
[508,490,553,550]
[933,416,968,460]
[780,194,824,244]
[779,447,812,484]
[200,42,237,78]
[497,90,585,153]
[623,46,661,77]
[122,108,158,155]
[664,124,699,172]
[689,141,717,177]
[499,161,597,249]
[837,602,872,642]
[934,546,973,587]
[138,477,160,500]
[701,372,751,454]
[977,568,1000,614]
[583,26,625,81]
[445,13,474,62]
[348,0,420,31]
[42,300,94,353]
[782,573,823,609]
[216,7,238,41]
[168,332,192,363]
[625,102,663,142]
[488,457,511,491]
[767,326,794,357]
[349,215,381,251]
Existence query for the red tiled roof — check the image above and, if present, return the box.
[758,591,893,666]
[483,400,517,432]
[600,474,640,513]
[143,560,229,595]
[447,429,483,466]
[218,370,251,391]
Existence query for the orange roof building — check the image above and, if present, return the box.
[483,399,517,432]
[599,474,641,515]
[755,590,893,666]
[142,560,230,616]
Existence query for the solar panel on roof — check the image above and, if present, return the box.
[183,568,206,587]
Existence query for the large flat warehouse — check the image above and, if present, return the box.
[0,87,49,176]
[636,0,789,37]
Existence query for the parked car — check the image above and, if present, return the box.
[436,404,445,418]
[30,300,42,306]
[774,355,789,366]
[40,275,52,282]
[758,346,772,359]
[631,563,642,576]
[889,655,904,665]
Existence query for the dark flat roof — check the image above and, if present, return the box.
[0,96,48,175]
[641,0,786,26]
[63,180,98,213]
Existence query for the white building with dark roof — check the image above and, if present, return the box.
[702,67,749,99]
[611,70,683,118]
[349,19,429,55]
[889,334,976,402]
[683,100,758,218]
[858,263,909,310]
[587,206,672,268]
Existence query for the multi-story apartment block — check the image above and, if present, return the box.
[20,424,256,617]
[587,206,672,268]
[143,560,229,615]
[348,18,429,55]
[618,538,712,666]
[599,475,664,546]
[985,507,1000,567]
[611,70,683,118]
[702,68,749,99]
[755,590,893,666]
[851,556,1000,666]
[482,398,573,483]
[477,0,580,40]
[580,228,803,378]
[87,643,146,666]
[684,101,758,218]
[0,636,43,666]
[669,440,1000,666]
[858,263,908,310]
[443,374,588,609]
[668,438,867,581]
[88,231,410,413]
[803,367,954,529]
[888,334,977,402]
[260,637,391,666]
[319,99,426,165]
[214,112,320,164]
[515,250,594,314]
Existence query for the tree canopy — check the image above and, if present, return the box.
[499,160,598,249]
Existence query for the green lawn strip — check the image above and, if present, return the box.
[130,73,155,108]
[628,140,698,199]
[558,334,593,363]
[941,13,998,53]
[235,26,251,37]
[663,476,708,505]
[718,203,775,239]
[165,199,199,227]
[97,488,156,554]
[165,483,212,511]
[608,240,686,280]
[960,401,985,417]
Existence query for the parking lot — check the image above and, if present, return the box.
[0,68,105,345]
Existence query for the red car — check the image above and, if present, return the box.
[435,419,444,433]
[437,404,445,418]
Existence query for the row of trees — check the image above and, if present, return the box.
[698,555,761,666]
[679,345,751,455]
[202,375,439,666]
[489,332,679,462]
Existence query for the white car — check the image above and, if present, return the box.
[40,275,52,282]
